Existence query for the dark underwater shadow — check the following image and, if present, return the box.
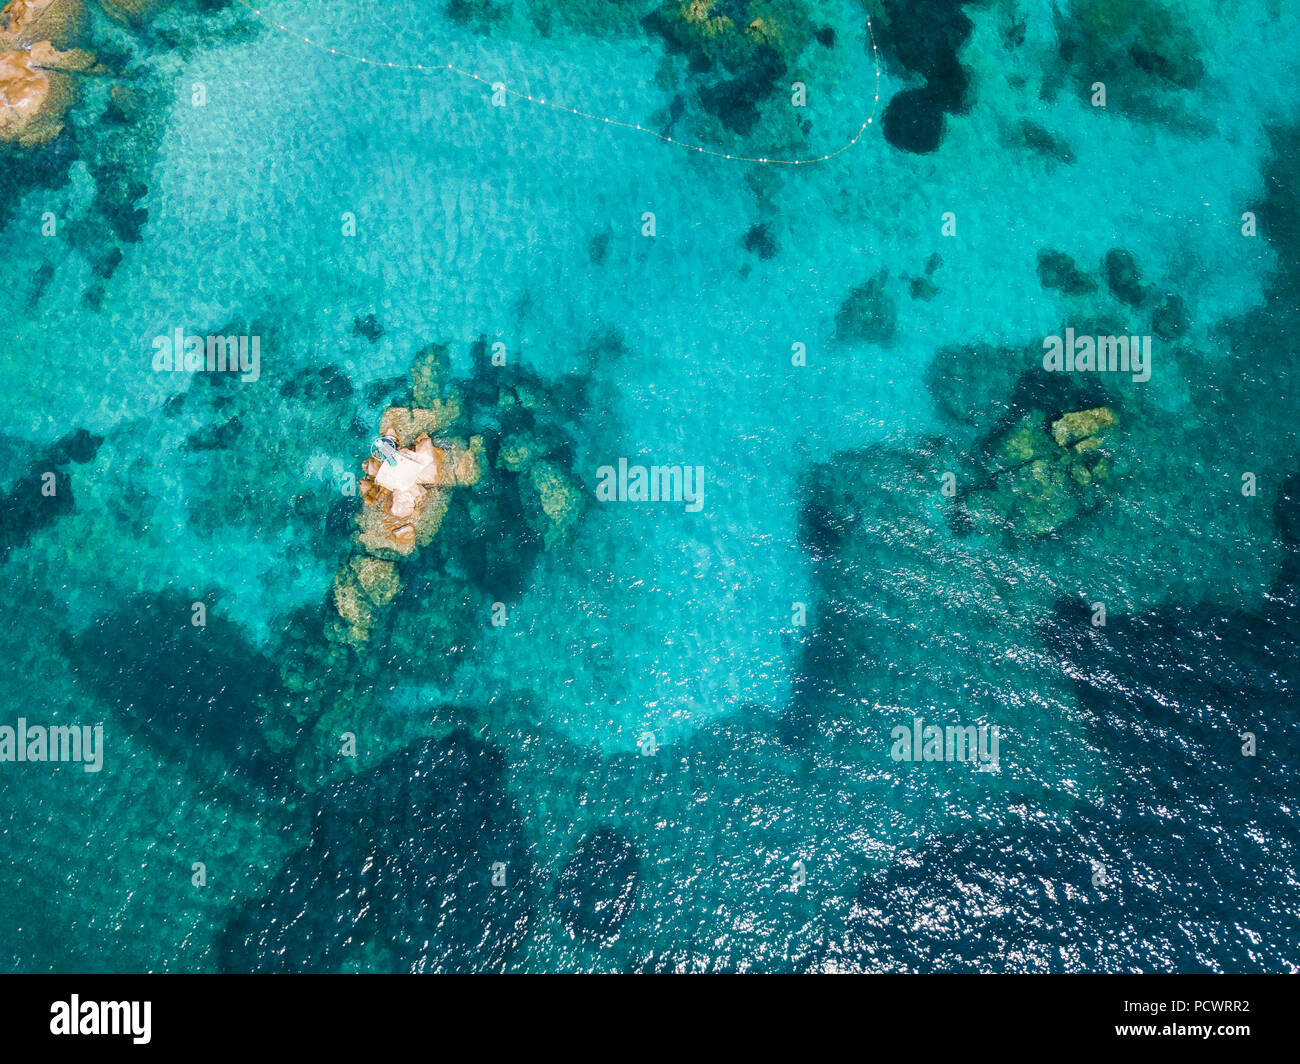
[63,590,290,791]
[219,730,534,972]
[819,475,1300,972]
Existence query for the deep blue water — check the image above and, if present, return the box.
[0,0,1297,972]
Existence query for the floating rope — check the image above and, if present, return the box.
[230,0,880,165]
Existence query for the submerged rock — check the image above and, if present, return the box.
[878,0,972,88]
[524,459,582,551]
[834,269,896,345]
[1103,248,1145,306]
[1014,119,1075,165]
[1036,248,1096,295]
[410,342,451,407]
[0,424,102,561]
[1050,406,1116,448]
[646,0,811,75]
[876,0,973,152]
[48,425,102,464]
[985,414,1053,474]
[908,275,939,301]
[961,405,1117,538]
[966,455,1078,538]
[0,466,70,561]
[588,229,611,265]
[1056,0,1205,116]
[352,313,383,343]
[68,591,285,780]
[742,222,777,260]
[882,87,944,154]
[331,555,402,645]
[554,827,640,944]
[1151,293,1188,340]
[102,82,143,124]
[643,0,810,135]
[99,0,170,24]
[496,433,537,473]
[924,341,1027,431]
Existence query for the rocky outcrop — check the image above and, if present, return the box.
[960,406,1118,537]
[270,341,595,789]
[2,0,84,45]
[648,0,812,73]
[0,0,98,147]
[356,419,482,559]
[324,342,486,645]
[325,418,482,645]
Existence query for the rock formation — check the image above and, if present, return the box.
[261,340,595,789]
[651,0,811,72]
[960,406,1118,537]
[874,0,975,154]
[98,0,170,25]
[2,0,83,45]
[356,418,482,558]
[1056,0,1206,118]
[325,341,486,646]
[328,418,482,645]
[0,0,98,147]
[644,0,812,135]
[834,268,897,345]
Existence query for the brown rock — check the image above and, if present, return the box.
[2,0,85,48]
[0,47,72,145]
[1,1,99,147]
[380,402,461,445]
[352,413,481,557]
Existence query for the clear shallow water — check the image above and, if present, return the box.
[1,0,1298,971]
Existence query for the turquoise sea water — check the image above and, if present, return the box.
[1,0,1298,971]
